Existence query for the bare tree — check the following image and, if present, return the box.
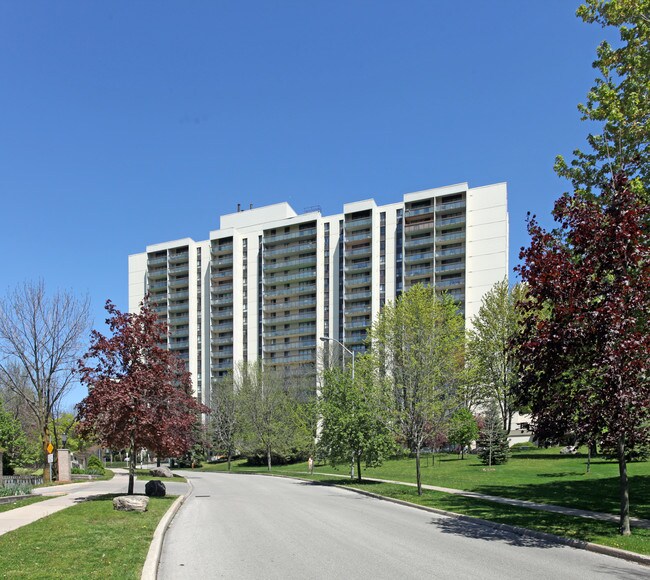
[0,281,89,481]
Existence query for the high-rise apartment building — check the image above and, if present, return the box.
[128,181,508,405]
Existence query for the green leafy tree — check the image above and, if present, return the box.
[211,375,239,471]
[476,402,510,467]
[467,279,525,432]
[319,361,394,482]
[0,399,29,474]
[448,408,479,459]
[236,362,299,471]
[555,0,650,200]
[369,284,465,495]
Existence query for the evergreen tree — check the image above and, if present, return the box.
[477,402,509,466]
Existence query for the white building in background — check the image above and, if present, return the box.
[128,181,509,406]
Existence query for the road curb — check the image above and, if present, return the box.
[340,484,650,568]
[141,478,193,580]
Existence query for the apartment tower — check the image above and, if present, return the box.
[128,182,508,405]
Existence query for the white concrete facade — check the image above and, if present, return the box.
[128,182,509,405]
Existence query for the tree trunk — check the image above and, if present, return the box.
[356,451,362,483]
[156,456,161,467]
[128,436,136,495]
[416,446,422,496]
[266,445,271,472]
[617,436,631,535]
[227,449,232,472]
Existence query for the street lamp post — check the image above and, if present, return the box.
[319,336,355,379]
[319,336,356,479]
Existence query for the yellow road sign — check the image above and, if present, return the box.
[47,442,54,454]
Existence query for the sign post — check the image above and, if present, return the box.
[47,442,54,481]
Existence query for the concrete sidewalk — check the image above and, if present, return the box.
[0,469,187,537]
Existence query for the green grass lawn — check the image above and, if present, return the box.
[0,494,175,579]
[0,496,50,514]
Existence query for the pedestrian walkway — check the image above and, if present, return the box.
[0,468,187,537]
[312,471,650,530]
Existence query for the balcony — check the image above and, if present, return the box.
[168,315,190,325]
[147,255,167,266]
[168,302,189,313]
[211,294,233,306]
[168,277,189,289]
[436,277,465,289]
[436,216,465,230]
[212,283,233,293]
[264,242,316,257]
[263,311,317,326]
[212,347,233,357]
[344,261,371,273]
[263,325,316,338]
[264,228,317,245]
[344,275,371,288]
[264,353,316,364]
[345,319,371,329]
[211,322,233,332]
[437,200,466,213]
[403,236,433,249]
[211,256,234,268]
[168,290,189,301]
[264,269,316,285]
[437,231,465,243]
[212,308,234,319]
[211,335,233,346]
[263,255,317,273]
[265,297,317,312]
[148,268,167,280]
[345,216,372,231]
[344,304,371,315]
[436,247,465,258]
[405,266,433,278]
[405,221,435,234]
[169,340,190,350]
[211,243,233,255]
[263,339,317,352]
[211,361,233,371]
[345,289,372,301]
[168,251,189,264]
[346,245,372,258]
[405,205,434,218]
[404,251,434,264]
[436,262,465,274]
[148,280,167,291]
[345,230,372,243]
[168,264,189,275]
[212,270,233,280]
[263,284,317,298]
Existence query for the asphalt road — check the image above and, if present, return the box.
[158,472,648,580]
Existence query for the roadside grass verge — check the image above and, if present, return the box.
[134,469,187,483]
[0,494,175,579]
[0,496,50,514]
[35,469,115,488]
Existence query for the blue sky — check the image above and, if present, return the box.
[0,1,613,406]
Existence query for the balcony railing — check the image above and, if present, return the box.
[344,261,371,272]
[169,340,190,349]
[436,247,464,258]
[211,243,233,255]
[264,228,317,245]
[405,205,434,218]
[345,245,372,257]
[345,319,371,329]
[437,200,465,212]
[344,275,371,287]
[147,255,167,266]
[212,308,234,319]
[264,270,316,285]
[168,315,190,325]
[405,221,435,234]
[263,325,316,338]
[437,231,465,243]
[168,252,189,263]
[265,298,317,311]
[211,322,233,332]
[263,339,317,352]
[436,277,465,288]
[212,270,233,279]
[211,256,234,268]
[212,283,233,293]
[264,353,316,364]
[211,336,234,346]
[148,268,167,280]
[436,216,465,229]
[345,290,372,300]
[403,236,433,248]
[263,311,317,326]
[436,262,465,274]
[168,303,189,313]
[168,291,189,301]
[264,242,316,257]
[345,231,372,243]
[168,264,189,274]
[168,277,189,288]
[263,284,317,298]
[263,256,317,272]
[345,217,372,230]
[148,280,167,290]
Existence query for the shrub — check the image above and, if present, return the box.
[87,455,104,471]
[0,484,32,497]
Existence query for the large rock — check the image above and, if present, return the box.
[113,495,149,512]
[145,480,167,497]
[149,466,174,478]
